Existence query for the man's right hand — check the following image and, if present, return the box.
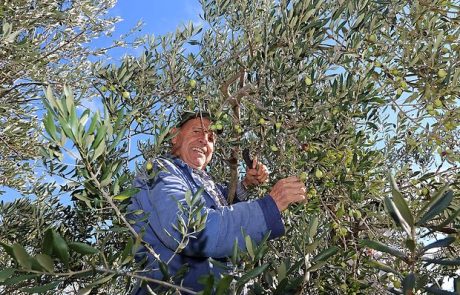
[269,176,307,211]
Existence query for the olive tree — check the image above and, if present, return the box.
[0,0,122,190]
[1,0,459,294]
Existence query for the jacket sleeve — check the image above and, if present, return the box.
[131,170,284,259]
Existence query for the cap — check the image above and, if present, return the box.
[176,111,213,128]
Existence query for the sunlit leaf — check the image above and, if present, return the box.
[360,240,406,260]
[420,237,456,254]
[389,174,414,230]
[236,263,269,289]
[90,274,116,287]
[51,230,69,266]
[21,281,60,294]
[0,268,15,283]
[417,190,454,225]
[423,258,460,266]
[312,246,339,262]
[69,242,99,255]
[245,235,255,259]
[113,188,140,201]
[77,287,93,295]
[367,260,399,275]
[12,244,32,270]
[35,254,54,273]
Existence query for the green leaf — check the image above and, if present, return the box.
[44,110,57,141]
[200,275,214,295]
[69,242,99,255]
[436,207,460,229]
[367,260,399,275]
[77,287,93,295]
[304,238,321,253]
[0,268,15,283]
[389,174,414,229]
[307,261,328,272]
[108,126,127,152]
[417,190,454,225]
[216,275,233,295]
[12,244,32,269]
[236,263,269,288]
[421,236,456,253]
[423,258,460,266]
[21,281,60,293]
[405,239,416,252]
[402,272,415,295]
[113,188,140,201]
[90,274,115,287]
[45,85,56,109]
[3,274,39,286]
[360,240,406,260]
[64,85,74,113]
[35,254,54,273]
[51,230,69,266]
[79,109,91,126]
[57,116,74,140]
[352,13,365,30]
[308,215,319,238]
[93,138,106,159]
[384,196,411,235]
[277,261,287,281]
[69,104,78,139]
[384,195,402,227]
[0,242,15,259]
[245,235,255,259]
[91,124,107,150]
[87,111,100,134]
[120,238,134,265]
[417,184,449,218]
[231,239,239,265]
[312,246,339,262]
[42,229,54,255]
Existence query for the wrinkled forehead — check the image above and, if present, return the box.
[182,117,213,129]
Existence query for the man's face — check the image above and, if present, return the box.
[171,117,216,170]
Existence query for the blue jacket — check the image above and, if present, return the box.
[128,155,284,293]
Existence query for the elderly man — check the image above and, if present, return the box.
[129,111,306,293]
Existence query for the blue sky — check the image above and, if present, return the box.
[112,1,202,36]
[105,0,203,56]
[0,1,203,203]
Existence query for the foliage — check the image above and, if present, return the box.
[0,0,121,190]
[1,0,460,294]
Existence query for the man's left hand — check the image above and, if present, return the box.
[242,157,269,188]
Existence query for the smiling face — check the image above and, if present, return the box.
[171,117,216,170]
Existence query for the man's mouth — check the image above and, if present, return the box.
[192,147,206,155]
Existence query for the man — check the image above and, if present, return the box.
[129,111,306,293]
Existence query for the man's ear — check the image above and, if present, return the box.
[170,127,179,145]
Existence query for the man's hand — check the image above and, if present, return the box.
[242,157,269,188]
[269,176,306,211]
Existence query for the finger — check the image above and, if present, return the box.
[279,182,306,190]
[247,169,258,176]
[257,172,268,180]
[252,156,258,169]
[256,175,265,184]
[283,176,302,183]
[257,163,266,174]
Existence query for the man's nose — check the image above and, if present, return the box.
[197,132,210,143]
